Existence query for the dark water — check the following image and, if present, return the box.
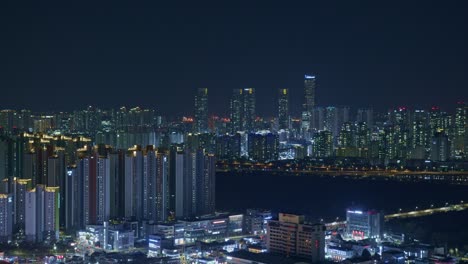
[216,171,468,221]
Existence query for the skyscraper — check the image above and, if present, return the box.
[230,88,256,133]
[243,88,256,132]
[194,88,209,133]
[410,109,429,159]
[304,75,316,112]
[278,88,289,130]
[230,89,243,133]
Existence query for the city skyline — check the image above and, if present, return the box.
[1,1,468,262]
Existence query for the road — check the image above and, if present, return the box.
[325,202,468,229]
[385,203,468,219]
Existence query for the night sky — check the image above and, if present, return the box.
[1,1,467,116]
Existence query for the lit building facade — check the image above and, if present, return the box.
[25,185,60,242]
[313,131,333,158]
[346,209,383,240]
[430,132,449,162]
[304,75,316,112]
[267,213,325,263]
[247,132,279,162]
[278,88,289,130]
[195,88,209,133]
[230,88,256,133]
[0,193,13,243]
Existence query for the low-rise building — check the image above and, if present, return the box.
[267,213,325,263]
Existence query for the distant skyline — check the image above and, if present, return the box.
[1,1,467,116]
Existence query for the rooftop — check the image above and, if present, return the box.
[227,250,312,264]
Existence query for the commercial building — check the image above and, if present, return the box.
[278,88,289,130]
[145,213,244,250]
[194,88,209,133]
[78,222,135,251]
[267,213,325,263]
[304,75,316,112]
[244,209,272,235]
[346,209,384,240]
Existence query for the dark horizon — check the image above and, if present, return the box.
[1,1,467,116]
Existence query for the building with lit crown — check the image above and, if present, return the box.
[304,75,316,112]
[230,88,256,133]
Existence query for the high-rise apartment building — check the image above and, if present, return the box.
[247,132,279,162]
[25,185,60,242]
[65,166,81,231]
[125,146,144,220]
[7,178,31,232]
[143,147,169,222]
[313,131,333,158]
[76,153,110,226]
[173,149,216,218]
[0,193,13,243]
